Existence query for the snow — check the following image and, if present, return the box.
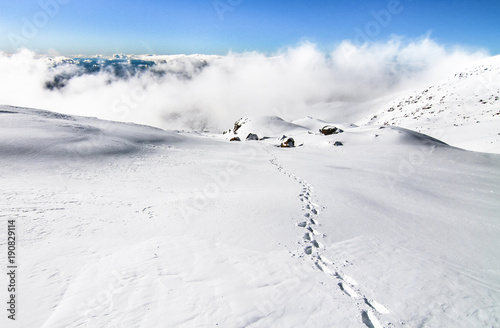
[355,55,500,154]
[298,55,500,154]
[1,105,499,327]
[224,116,309,139]
[0,106,184,158]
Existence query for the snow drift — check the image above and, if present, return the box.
[0,105,184,158]
[0,108,499,327]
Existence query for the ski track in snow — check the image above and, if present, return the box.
[268,150,391,328]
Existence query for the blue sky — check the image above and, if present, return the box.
[0,0,499,55]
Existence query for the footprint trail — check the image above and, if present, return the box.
[268,152,393,328]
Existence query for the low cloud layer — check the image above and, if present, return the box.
[0,37,488,131]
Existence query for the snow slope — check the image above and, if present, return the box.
[0,106,185,157]
[1,109,499,328]
[356,55,500,153]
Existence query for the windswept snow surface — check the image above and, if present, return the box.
[356,55,500,154]
[1,109,500,327]
[305,55,500,154]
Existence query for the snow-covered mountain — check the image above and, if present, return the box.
[1,106,499,327]
[357,55,500,153]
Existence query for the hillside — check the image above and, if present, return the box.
[1,108,499,327]
[357,55,500,153]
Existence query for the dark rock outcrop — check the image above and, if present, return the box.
[280,135,295,148]
[320,125,343,135]
[246,133,259,141]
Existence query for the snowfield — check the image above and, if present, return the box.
[0,105,499,328]
[303,55,500,155]
[357,55,500,154]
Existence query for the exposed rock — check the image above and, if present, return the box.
[320,125,343,135]
[233,118,246,134]
[230,137,241,141]
[333,141,343,147]
[280,135,295,148]
[246,133,259,141]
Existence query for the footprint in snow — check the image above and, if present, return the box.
[338,282,359,298]
[364,298,390,314]
[361,310,383,328]
[341,274,358,286]
[307,226,320,235]
[318,255,332,265]
[315,261,332,274]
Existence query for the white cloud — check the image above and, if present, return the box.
[0,37,488,131]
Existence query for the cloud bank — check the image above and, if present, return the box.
[0,37,488,131]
